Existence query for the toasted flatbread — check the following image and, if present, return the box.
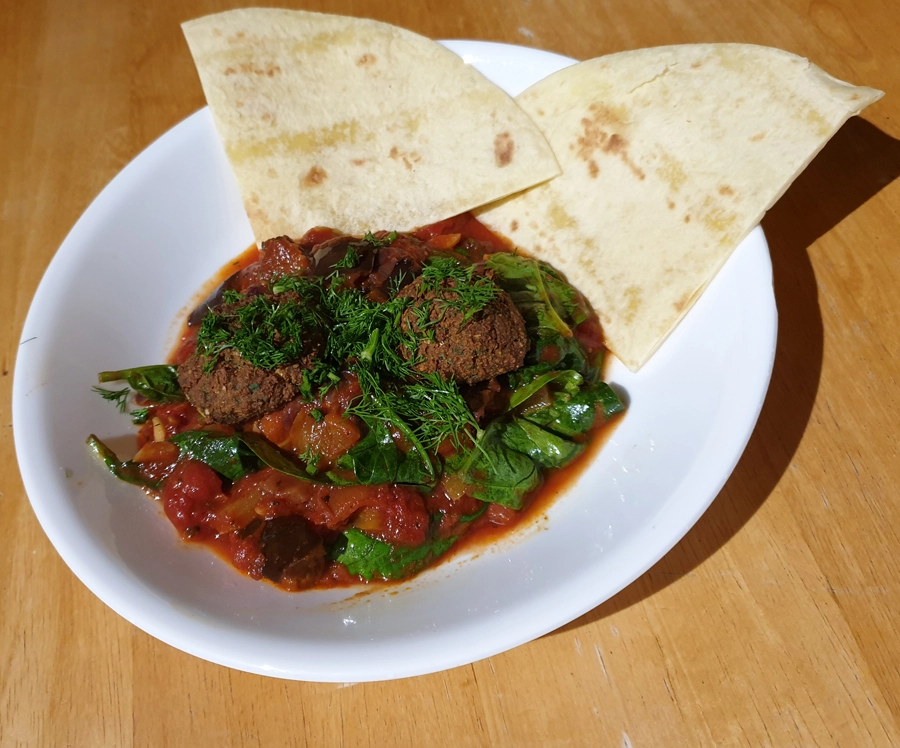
[476,44,882,370]
[182,9,560,240]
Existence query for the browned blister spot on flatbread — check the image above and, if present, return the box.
[357,53,376,66]
[510,220,519,232]
[303,166,328,187]
[245,193,269,229]
[623,286,643,324]
[576,105,644,180]
[494,132,515,167]
[604,133,626,154]
[673,292,692,312]
[389,146,422,170]
[698,196,737,238]
[351,158,367,166]
[548,203,576,229]
[224,61,282,77]
[718,185,734,196]
[750,132,766,141]
[667,200,675,209]
[588,159,599,178]
[657,152,688,192]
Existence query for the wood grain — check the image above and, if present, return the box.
[3,0,899,745]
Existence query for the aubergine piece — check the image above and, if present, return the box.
[259,515,326,590]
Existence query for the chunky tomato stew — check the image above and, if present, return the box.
[89,214,624,591]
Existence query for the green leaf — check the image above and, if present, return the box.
[168,430,335,484]
[237,432,332,484]
[98,365,184,404]
[486,253,586,332]
[331,528,456,581]
[447,420,541,510]
[363,230,398,248]
[130,408,150,424]
[524,382,625,437]
[335,418,435,486]
[501,418,584,469]
[507,367,583,409]
[170,430,258,482]
[86,434,158,489]
[486,254,595,371]
[336,419,398,484]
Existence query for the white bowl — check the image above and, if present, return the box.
[13,41,776,681]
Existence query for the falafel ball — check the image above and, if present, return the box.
[178,291,323,424]
[397,274,528,385]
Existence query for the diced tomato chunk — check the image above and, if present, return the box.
[288,411,361,467]
[297,226,343,250]
[161,460,226,537]
[257,236,312,280]
[414,212,510,250]
[374,486,430,547]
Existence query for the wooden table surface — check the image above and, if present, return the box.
[3,0,899,745]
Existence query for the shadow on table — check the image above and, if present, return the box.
[556,118,900,634]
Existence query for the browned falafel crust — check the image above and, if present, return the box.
[397,275,529,385]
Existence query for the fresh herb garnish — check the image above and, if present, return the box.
[418,257,499,323]
[130,408,150,425]
[196,290,325,372]
[93,385,130,413]
[334,244,361,268]
[363,230,398,248]
[298,445,321,475]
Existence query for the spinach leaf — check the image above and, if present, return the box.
[393,440,436,486]
[331,528,456,581]
[98,365,184,404]
[86,434,159,489]
[238,432,334,484]
[335,419,397,484]
[486,254,594,371]
[446,420,541,510]
[170,430,258,482]
[486,253,588,331]
[524,382,625,437]
[508,367,583,409]
[530,334,593,372]
[501,418,584,468]
[335,417,435,486]
[168,430,335,484]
